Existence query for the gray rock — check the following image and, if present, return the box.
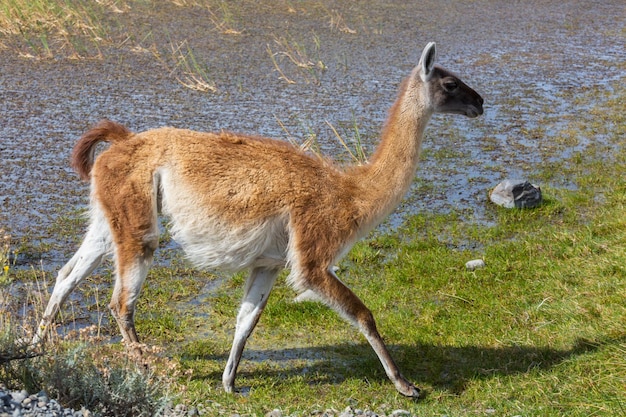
[490,179,542,209]
[10,391,27,404]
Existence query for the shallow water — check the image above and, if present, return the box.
[0,0,624,268]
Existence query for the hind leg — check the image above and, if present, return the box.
[223,267,279,393]
[94,167,160,346]
[109,240,156,346]
[34,205,112,345]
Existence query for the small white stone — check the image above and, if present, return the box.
[465,259,485,270]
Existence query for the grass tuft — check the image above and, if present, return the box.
[206,0,243,35]
[152,38,217,93]
[267,34,326,85]
[0,269,187,415]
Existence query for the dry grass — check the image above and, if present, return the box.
[0,0,119,58]
[206,0,243,35]
[267,34,326,85]
[155,39,218,92]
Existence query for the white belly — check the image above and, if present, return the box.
[158,168,289,272]
[172,215,289,272]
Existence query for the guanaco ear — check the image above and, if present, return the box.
[418,42,437,82]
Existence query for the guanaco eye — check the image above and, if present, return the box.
[443,79,458,91]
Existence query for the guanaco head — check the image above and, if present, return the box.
[418,42,484,118]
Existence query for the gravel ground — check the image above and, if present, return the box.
[0,387,88,417]
[0,386,417,417]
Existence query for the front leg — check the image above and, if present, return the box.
[306,267,420,398]
[223,267,279,393]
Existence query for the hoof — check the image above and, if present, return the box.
[398,382,420,398]
[222,381,235,394]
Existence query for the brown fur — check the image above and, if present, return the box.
[72,120,131,181]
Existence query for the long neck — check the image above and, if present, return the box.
[348,74,433,231]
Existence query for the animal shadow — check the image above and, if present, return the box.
[185,333,623,395]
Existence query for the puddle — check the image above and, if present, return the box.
[0,0,624,268]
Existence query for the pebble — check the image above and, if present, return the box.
[465,259,486,270]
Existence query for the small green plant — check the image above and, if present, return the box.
[0,230,14,285]
[1,270,49,391]
[0,284,181,416]
[324,7,357,34]
[275,116,321,156]
[267,42,296,84]
[275,115,368,164]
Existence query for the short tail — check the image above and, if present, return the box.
[71,120,132,181]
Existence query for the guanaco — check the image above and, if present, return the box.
[35,42,483,397]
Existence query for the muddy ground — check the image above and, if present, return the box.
[0,0,624,268]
